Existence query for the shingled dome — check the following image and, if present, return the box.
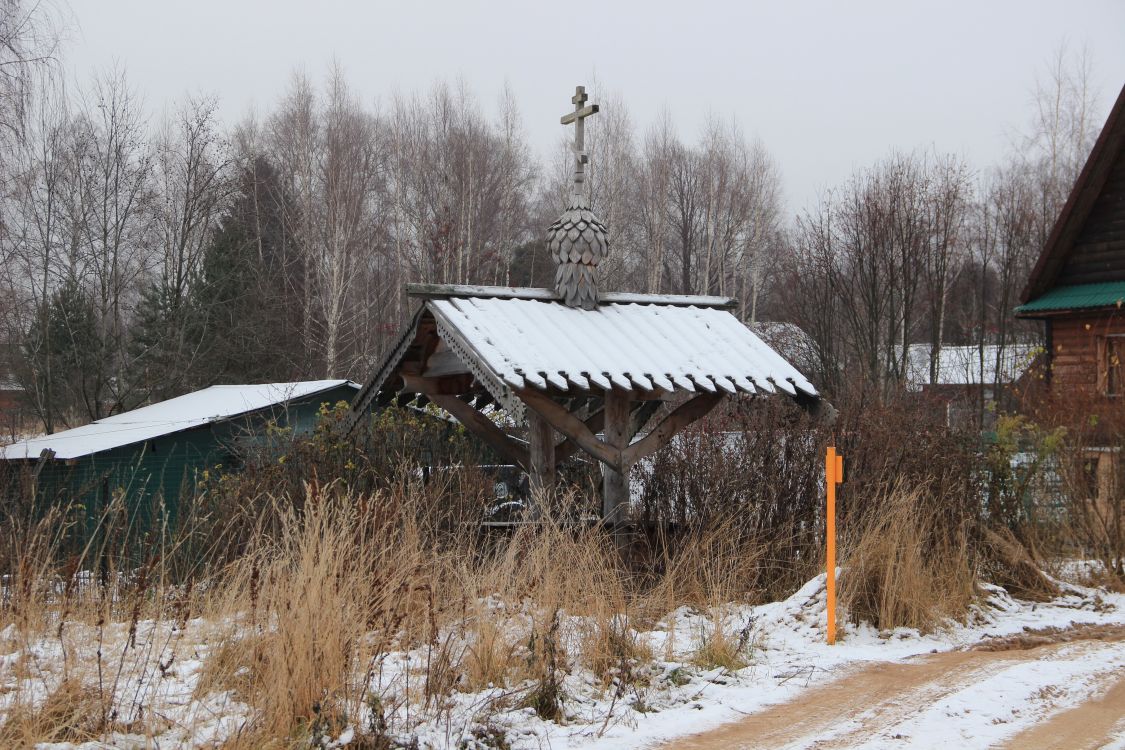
[545,198,609,311]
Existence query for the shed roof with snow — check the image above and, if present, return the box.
[347,284,823,524]
[902,345,1039,391]
[2,380,357,461]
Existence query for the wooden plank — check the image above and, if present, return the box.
[428,394,530,469]
[528,411,555,512]
[517,388,622,471]
[554,407,605,463]
[602,390,631,525]
[623,393,725,466]
[405,282,737,309]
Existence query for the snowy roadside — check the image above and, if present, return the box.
[423,574,1125,749]
[2,572,1123,749]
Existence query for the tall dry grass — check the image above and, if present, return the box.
[840,483,977,632]
[0,398,1092,745]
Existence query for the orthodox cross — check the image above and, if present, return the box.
[560,85,599,198]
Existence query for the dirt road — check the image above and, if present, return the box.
[662,626,1125,750]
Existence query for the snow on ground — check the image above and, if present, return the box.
[2,573,1123,749]
[449,574,1125,750]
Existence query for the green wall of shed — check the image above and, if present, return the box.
[27,385,357,543]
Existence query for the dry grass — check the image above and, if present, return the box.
[461,611,521,691]
[841,483,977,632]
[582,613,654,685]
[0,678,104,746]
[979,526,1059,602]
[691,607,756,671]
[0,464,1075,745]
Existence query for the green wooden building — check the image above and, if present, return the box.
[1,380,358,530]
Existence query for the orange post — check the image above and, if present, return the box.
[826,446,843,645]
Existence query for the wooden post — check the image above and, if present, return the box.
[602,389,631,526]
[528,411,555,518]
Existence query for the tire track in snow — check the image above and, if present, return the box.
[997,668,1125,750]
[661,651,1012,749]
[661,638,1125,750]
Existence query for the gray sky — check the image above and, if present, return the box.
[64,0,1125,213]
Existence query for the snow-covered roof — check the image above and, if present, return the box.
[0,380,358,461]
[903,344,1040,391]
[748,321,821,374]
[430,295,817,397]
[347,285,822,434]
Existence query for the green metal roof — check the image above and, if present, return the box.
[1016,281,1125,315]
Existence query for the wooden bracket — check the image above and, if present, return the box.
[428,394,529,469]
[623,393,723,466]
[518,388,622,471]
[554,407,605,463]
[553,400,659,466]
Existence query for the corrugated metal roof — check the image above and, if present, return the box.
[427,296,817,399]
[0,380,357,461]
[1016,281,1125,314]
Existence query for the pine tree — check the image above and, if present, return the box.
[20,279,108,429]
[192,156,303,384]
[130,276,206,402]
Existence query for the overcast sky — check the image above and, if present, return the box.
[63,0,1125,213]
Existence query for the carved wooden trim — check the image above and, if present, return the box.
[346,307,425,435]
[430,303,525,422]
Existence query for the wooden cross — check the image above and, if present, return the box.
[560,85,599,197]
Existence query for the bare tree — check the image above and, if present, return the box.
[0,0,61,148]
[922,154,972,384]
[1022,42,1101,248]
[74,68,155,417]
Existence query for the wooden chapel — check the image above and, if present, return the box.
[346,86,823,524]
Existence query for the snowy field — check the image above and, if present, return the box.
[2,572,1123,749]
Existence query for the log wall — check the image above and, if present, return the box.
[1049,312,1125,393]
[1058,145,1125,285]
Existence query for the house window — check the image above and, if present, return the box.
[1101,336,1125,396]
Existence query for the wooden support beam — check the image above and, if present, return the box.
[428,394,529,469]
[629,400,663,441]
[554,407,605,463]
[602,390,632,525]
[552,399,658,466]
[517,388,622,471]
[623,393,724,466]
[528,411,556,515]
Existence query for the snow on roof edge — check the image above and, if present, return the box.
[1,380,359,461]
